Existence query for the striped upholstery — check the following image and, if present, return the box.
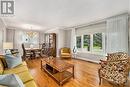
[0,59,4,74]
[0,57,8,69]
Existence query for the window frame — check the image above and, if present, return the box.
[76,33,105,55]
[76,36,82,49]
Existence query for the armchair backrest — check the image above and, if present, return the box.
[61,48,71,53]
[99,52,129,85]
[107,52,128,61]
[107,59,129,84]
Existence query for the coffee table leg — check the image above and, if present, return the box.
[73,66,74,79]
[59,72,63,86]
[41,60,42,69]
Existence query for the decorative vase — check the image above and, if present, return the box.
[30,44,34,49]
[73,46,77,53]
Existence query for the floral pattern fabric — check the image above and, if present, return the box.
[99,52,129,85]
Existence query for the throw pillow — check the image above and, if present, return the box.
[0,74,24,87]
[4,54,22,68]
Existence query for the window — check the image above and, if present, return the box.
[93,33,103,53]
[76,33,105,55]
[83,35,90,51]
[76,36,81,48]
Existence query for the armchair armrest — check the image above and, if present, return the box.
[99,59,108,68]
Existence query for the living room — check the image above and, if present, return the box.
[0,0,130,87]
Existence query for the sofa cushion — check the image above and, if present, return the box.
[0,85,7,87]
[0,57,7,69]
[0,60,4,75]
[24,80,37,87]
[21,61,27,66]
[15,61,27,68]
[4,54,22,68]
[0,55,25,69]
[4,66,28,74]
[0,74,24,87]
[17,71,33,83]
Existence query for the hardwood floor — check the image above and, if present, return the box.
[26,58,130,87]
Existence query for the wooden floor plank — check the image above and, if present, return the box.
[26,58,129,87]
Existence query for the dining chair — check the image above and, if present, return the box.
[21,43,33,60]
[34,49,41,58]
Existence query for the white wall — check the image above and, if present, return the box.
[64,30,71,48]
[76,52,104,63]
[39,32,45,44]
[6,29,15,42]
[0,18,6,50]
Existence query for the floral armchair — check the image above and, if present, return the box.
[98,52,129,86]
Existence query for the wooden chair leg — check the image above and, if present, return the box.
[99,77,101,85]
[98,69,101,85]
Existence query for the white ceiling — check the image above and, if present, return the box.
[2,0,129,31]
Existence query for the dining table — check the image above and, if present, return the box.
[25,48,41,58]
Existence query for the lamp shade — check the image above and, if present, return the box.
[3,42,13,49]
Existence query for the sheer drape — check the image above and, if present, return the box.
[106,13,128,53]
[71,28,76,53]
[14,30,23,55]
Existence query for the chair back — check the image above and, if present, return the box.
[61,47,71,53]
[99,52,129,85]
[107,52,128,61]
[104,59,129,84]
[22,43,26,56]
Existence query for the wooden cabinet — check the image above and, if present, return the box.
[44,33,56,57]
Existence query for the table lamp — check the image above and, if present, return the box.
[3,42,13,54]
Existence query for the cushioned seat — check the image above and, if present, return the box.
[24,80,37,87]
[0,55,37,87]
[98,52,129,86]
[16,61,27,68]
[17,71,33,83]
[61,53,71,56]
[60,47,72,59]
[4,66,28,74]
[0,60,4,74]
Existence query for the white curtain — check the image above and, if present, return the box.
[71,28,76,52]
[14,30,23,55]
[106,13,128,53]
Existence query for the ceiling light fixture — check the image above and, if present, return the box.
[26,26,37,38]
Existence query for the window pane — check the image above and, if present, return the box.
[76,36,81,48]
[83,35,90,51]
[93,33,102,52]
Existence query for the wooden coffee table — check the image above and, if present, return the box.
[41,58,74,85]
